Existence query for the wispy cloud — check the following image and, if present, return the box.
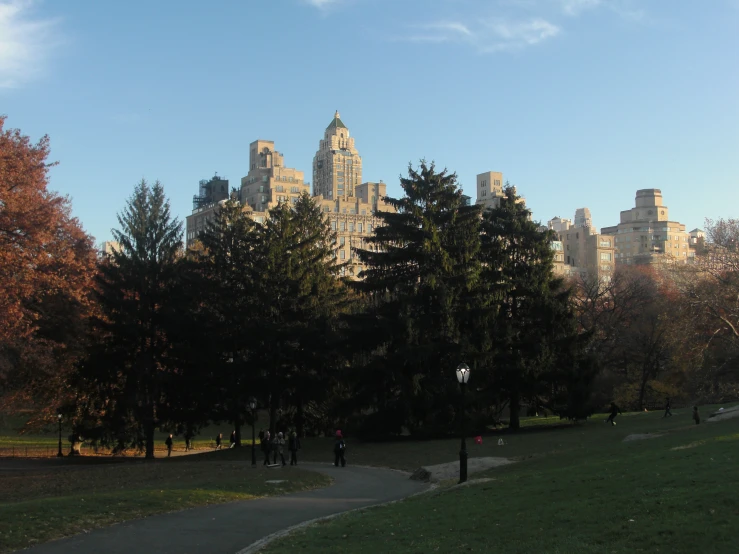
[561,0,601,16]
[560,0,645,21]
[304,0,343,9]
[0,0,61,88]
[402,17,560,52]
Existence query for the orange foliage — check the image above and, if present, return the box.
[0,116,97,423]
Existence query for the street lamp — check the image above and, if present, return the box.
[456,362,470,483]
[249,397,257,467]
[57,410,63,458]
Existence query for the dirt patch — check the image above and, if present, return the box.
[410,457,513,483]
[623,433,662,442]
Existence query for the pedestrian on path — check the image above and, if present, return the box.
[165,434,173,457]
[334,430,346,467]
[693,406,701,424]
[230,430,237,448]
[606,402,622,426]
[663,397,672,418]
[288,431,301,466]
[215,433,223,450]
[262,431,272,465]
[275,432,287,466]
[184,429,193,451]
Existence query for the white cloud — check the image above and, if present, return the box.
[304,0,343,9]
[0,0,61,88]
[561,0,602,16]
[402,17,560,52]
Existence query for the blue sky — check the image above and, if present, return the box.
[1,0,737,243]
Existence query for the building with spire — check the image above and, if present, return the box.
[310,111,395,278]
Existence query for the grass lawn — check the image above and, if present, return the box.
[0,457,330,553]
[262,406,739,553]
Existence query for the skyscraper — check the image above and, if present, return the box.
[313,111,363,200]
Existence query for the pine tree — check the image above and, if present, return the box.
[78,180,182,458]
[351,161,482,435]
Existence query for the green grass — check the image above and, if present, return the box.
[0,458,330,553]
[262,406,739,553]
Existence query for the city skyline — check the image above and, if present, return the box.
[1,0,737,243]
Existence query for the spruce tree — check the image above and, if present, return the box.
[352,161,482,435]
[79,180,182,458]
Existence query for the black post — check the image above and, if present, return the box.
[459,382,468,483]
[57,416,63,458]
[251,410,257,467]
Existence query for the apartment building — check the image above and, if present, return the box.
[600,189,694,265]
[548,209,615,281]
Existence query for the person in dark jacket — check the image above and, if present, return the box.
[262,431,272,465]
[274,432,287,466]
[184,429,193,452]
[606,402,622,426]
[663,397,672,418]
[288,431,301,466]
[230,430,237,448]
[334,430,346,467]
[215,433,222,450]
[693,406,701,425]
[165,434,173,457]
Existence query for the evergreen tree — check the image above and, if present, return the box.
[475,185,594,428]
[76,180,182,458]
[351,161,482,435]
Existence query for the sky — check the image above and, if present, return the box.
[1,0,737,244]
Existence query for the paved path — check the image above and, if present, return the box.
[25,464,427,554]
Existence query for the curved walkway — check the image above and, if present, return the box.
[25,463,427,554]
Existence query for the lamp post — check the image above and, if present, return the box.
[249,397,257,467]
[456,362,470,483]
[57,411,63,458]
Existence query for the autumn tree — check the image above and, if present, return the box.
[0,116,96,426]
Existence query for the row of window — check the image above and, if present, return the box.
[331,221,373,233]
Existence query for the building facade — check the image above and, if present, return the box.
[548,210,615,281]
[475,171,504,210]
[600,189,694,265]
[185,112,394,278]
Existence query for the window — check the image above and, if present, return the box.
[599,240,611,247]
[358,223,363,233]
[331,221,337,230]
[259,186,264,193]
[324,206,330,212]
[368,224,373,233]
[340,250,346,260]
[291,187,299,193]
[600,253,612,261]
[349,223,354,232]
[340,237,345,246]
[494,180,501,187]
[340,222,346,231]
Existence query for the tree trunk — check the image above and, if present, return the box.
[296,396,304,438]
[235,419,242,447]
[509,389,520,431]
[145,402,155,459]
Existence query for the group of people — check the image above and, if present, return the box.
[260,430,302,466]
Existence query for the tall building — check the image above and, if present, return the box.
[601,189,694,265]
[185,112,394,279]
[310,112,395,278]
[186,174,230,247]
[475,171,504,210]
[313,111,363,200]
[240,140,310,212]
[548,210,615,281]
[574,207,595,231]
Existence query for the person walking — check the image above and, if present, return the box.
[230,430,237,448]
[262,431,272,466]
[693,406,701,424]
[165,434,173,457]
[184,429,193,452]
[215,433,223,450]
[334,430,346,467]
[663,397,672,418]
[275,432,287,466]
[606,402,622,426]
[288,431,301,466]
